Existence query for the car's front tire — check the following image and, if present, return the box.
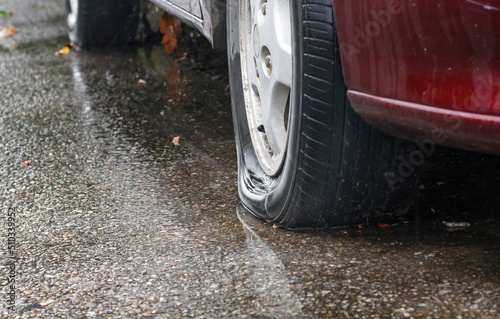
[228,0,415,228]
[66,0,139,49]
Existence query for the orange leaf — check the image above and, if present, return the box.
[377,222,390,228]
[0,25,18,38]
[159,12,180,54]
[172,136,181,146]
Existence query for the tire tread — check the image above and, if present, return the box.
[281,0,414,227]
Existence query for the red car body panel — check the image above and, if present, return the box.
[349,91,500,155]
[332,0,500,154]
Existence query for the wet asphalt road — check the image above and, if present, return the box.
[1,1,500,318]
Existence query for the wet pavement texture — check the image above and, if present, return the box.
[0,1,499,318]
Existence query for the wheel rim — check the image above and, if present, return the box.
[239,0,292,177]
[67,0,78,32]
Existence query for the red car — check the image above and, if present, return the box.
[65,0,500,228]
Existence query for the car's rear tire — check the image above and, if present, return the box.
[66,0,139,49]
[227,0,416,228]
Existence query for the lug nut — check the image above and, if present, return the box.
[265,55,272,69]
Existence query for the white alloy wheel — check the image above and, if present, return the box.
[67,0,78,41]
[239,0,292,176]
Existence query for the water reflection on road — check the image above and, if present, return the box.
[237,206,304,317]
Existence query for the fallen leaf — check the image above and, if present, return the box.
[22,160,30,166]
[55,46,70,55]
[357,224,364,229]
[377,222,390,228]
[102,188,110,191]
[159,12,181,53]
[0,11,14,19]
[0,25,18,38]
[172,136,181,146]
